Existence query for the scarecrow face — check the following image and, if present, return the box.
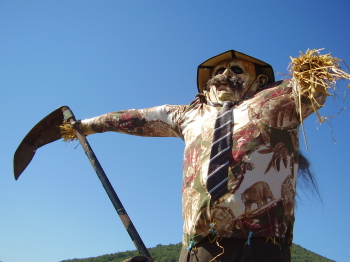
[205,59,258,103]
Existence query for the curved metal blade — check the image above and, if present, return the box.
[14,106,66,180]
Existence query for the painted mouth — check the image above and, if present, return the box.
[217,84,230,92]
[208,75,243,91]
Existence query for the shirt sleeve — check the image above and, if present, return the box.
[250,80,327,130]
[80,104,186,138]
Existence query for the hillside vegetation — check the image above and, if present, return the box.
[61,242,335,262]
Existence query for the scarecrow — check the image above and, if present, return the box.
[46,49,350,261]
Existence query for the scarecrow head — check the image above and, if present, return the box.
[197,50,275,103]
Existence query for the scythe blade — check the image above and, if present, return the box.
[13,106,66,180]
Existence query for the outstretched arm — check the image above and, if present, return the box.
[60,104,186,141]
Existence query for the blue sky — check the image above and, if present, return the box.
[1,1,349,262]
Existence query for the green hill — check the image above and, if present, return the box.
[61,242,334,262]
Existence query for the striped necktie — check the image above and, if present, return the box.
[206,101,235,202]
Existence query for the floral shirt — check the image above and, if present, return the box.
[81,80,326,247]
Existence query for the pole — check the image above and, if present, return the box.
[62,106,153,262]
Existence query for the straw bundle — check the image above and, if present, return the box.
[60,120,93,142]
[60,120,77,142]
[289,48,350,123]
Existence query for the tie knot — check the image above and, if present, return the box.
[223,101,235,109]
